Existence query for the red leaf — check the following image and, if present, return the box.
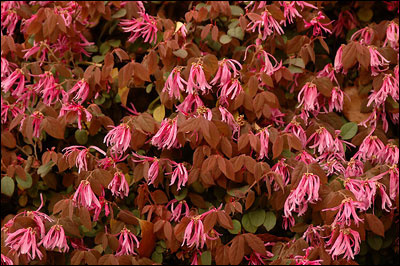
[229,235,245,265]
[138,219,156,258]
[365,213,385,237]
[243,233,267,256]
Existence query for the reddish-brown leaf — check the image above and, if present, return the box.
[365,213,385,237]
[229,235,245,265]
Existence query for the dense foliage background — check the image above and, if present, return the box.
[1,1,399,265]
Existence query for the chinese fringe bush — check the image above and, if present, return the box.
[1,1,399,265]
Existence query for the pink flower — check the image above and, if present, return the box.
[323,198,364,226]
[195,105,213,121]
[182,213,219,249]
[1,254,13,265]
[247,10,284,40]
[167,199,190,222]
[304,11,333,36]
[211,58,242,86]
[59,103,92,130]
[296,150,316,164]
[1,57,17,79]
[388,164,399,200]
[377,183,393,212]
[328,86,344,112]
[354,130,385,162]
[120,12,158,44]
[108,171,129,198]
[218,78,243,106]
[294,247,323,265]
[163,67,187,100]
[344,158,364,178]
[303,224,324,246]
[298,82,319,112]
[98,152,128,170]
[256,127,270,160]
[73,180,101,209]
[168,162,188,191]
[30,111,44,139]
[284,172,320,221]
[350,27,374,45]
[104,123,132,154]
[368,46,390,75]
[5,227,43,261]
[367,73,398,108]
[284,119,307,147]
[1,68,25,95]
[384,21,399,49]
[68,79,90,104]
[39,224,69,253]
[219,106,241,140]
[1,4,21,36]
[191,250,201,265]
[318,154,346,176]
[116,227,140,256]
[379,142,399,165]
[326,226,361,260]
[280,1,302,26]
[245,243,275,265]
[63,145,106,173]
[259,51,282,75]
[317,63,339,85]
[93,189,111,222]
[271,158,291,189]
[132,152,160,186]
[307,126,334,155]
[332,10,358,38]
[22,41,49,65]
[151,118,180,149]
[334,44,346,74]
[176,92,204,114]
[187,61,212,95]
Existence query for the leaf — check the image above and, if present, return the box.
[340,122,358,140]
[263,211,276,231]
[112,8,126,18]
[16,172,33,190]
[230,5,244,16]
[229,235,245,265]
[227,27,244,40]
[201,250,212,265]
[249,209,266,227]
[272,135,284,159]
[228,219,242,234]
[367,234,383,251]
[42,117,65,139]
[217,211,233,230]
[138,219,156,258]
[172,49,188,58]
[79,207,92,231]
[357,7,373,22]
[1,131,16,148]
[1,176,15,197]
[243,234,267,256]
[365,214,385,237]
[219,34,232,44]
[153,105,165,122]
[242,213,257,233]
[37,161,56,177]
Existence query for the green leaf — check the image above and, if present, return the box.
[75,129,88,145]
[263,211,276,231]
[37,161,56,177]
[1,176,15,197]
[357,7,373,22]
[287,65,304,74]
[242,213,257,233]
[94,94,106,105]
[340,122,358,140]
[174,188,188,201]
[172,49,188,58]
[201,250,212,265]
[85,45,98,53]
[92,55,105,63]
[151,251,163,264]
[228,219,242,234]
[249,209,265,227]
[219,34,232,44]
[16,172,33,190]
[108,39,121,47]
[227,27,244,40]
[367,234,383,251]
[146,84,153,94]
[111,8,127,18]
[230,5,244,16]
[283,58,305,68]
[99,42,111,55]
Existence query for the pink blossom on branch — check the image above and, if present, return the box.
[73,179,101,209]
[326,226,361,260]
[120,12,158,44]
[108,171,129,199]
[39,224,69,253]
[116,227,140,256]
[163,66,187,100]
[4,227,43,261]
[104,123,132,154]
[151,118,180,150]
